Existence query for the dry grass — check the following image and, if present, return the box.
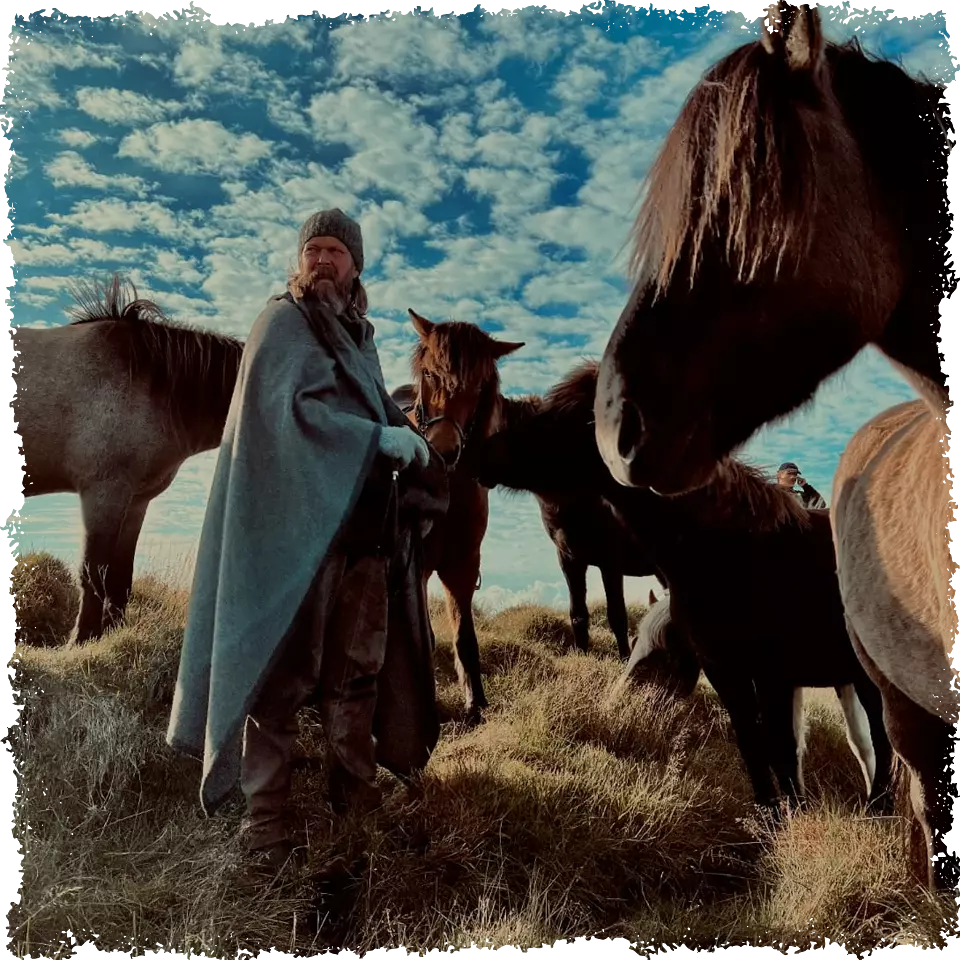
[9,580,958,955]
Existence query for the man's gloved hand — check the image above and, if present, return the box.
[378,425,430,470]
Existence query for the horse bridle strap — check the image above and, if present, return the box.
[402,389,473,463]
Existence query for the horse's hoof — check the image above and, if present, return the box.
[465,706,486,727]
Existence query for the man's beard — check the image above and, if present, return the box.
[302,265,352,313]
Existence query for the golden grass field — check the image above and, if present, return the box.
[8,557,958,956]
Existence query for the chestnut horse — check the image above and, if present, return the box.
[393,309,523,722]
[592,3,955,888]
[472,363,894,815]
[13,276,243,643]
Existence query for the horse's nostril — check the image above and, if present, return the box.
[616,399,645,464]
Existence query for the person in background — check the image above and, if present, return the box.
[776,461,827,509]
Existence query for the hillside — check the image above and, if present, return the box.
[9,575,957,955]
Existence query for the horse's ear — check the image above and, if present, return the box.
[760,2,823,72]
[492,339,525,359]
[408,309,435,339]
[648,589,658,606]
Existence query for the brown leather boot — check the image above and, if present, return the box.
[328,763,383,817]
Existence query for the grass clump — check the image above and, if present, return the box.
[11,551,79,647]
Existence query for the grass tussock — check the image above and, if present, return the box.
[10,579,958,955]
[11,551,80,647]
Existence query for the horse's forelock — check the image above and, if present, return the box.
[630,40,819,295]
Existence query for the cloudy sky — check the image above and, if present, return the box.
[4,3,956,611]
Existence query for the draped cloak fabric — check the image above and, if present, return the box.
[166,292,446,814]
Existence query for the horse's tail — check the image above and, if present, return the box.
[610,601,700,701]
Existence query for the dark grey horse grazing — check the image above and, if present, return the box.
[13,276,244,643]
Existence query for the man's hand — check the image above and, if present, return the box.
[797,477,807,487]
[378,425,430,470]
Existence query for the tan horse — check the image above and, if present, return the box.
[589,1,955,888]
[394,309,523,722]
[13,276,244,643]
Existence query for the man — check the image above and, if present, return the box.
[167,209,447,870]
[776,461,827,509]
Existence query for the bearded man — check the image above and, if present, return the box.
[167,209,447,870]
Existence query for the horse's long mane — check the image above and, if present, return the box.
[541,361,809,532]
[629,34,949,299]
[69,275,244,443]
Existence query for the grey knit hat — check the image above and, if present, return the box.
[297,208,364,274]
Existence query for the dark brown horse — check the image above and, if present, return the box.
[484,392,664,660]
[13,276,244,643]
[534,492,663,660]
[392,309,523,722]
[591,2,956,889]
[472,362,894,815]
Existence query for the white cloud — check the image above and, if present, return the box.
[76,86,184,125]
[307,85,447,206]
[46,198,185,238]
[58,128,99,149]
[553,63,606,106]
[9,237,143,268]
[15,292,57,309]
[333,14,486,83]
[6,32,120,113]
[43,151,152,197]
[118,119,273,177]
[126,0,315,51]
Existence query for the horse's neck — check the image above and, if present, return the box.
[185,338,245,455]
[491,394,533,434]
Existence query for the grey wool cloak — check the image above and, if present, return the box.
[166,292,446,814]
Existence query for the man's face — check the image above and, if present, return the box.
[777,469,799,488]
[300,236,358,303]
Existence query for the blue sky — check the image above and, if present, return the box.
[4,3,956,610]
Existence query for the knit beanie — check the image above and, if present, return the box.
[297,208,364,274]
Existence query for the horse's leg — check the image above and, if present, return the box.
[558,551,589,653]
[600,566,630,661]
[437,559,487,723]
[103,495,150,631]
[847,621,956,889]
[73,483,134,644]
[837,679,894,814]
[835,684,876,799]
[881,682,956,891]
[758,681,805,809]
[701,662,778,808]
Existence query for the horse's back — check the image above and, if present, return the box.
[832,400,957,722]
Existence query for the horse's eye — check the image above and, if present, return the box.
[423,371,434,381]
